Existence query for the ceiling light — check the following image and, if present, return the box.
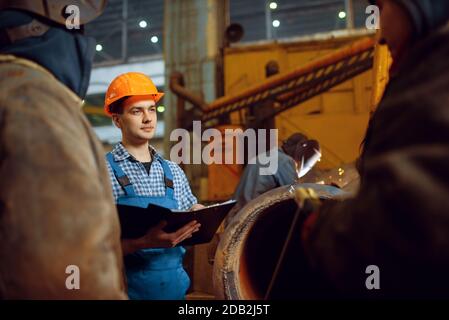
[139,20,148,28]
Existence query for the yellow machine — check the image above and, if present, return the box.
[191,31,391,201]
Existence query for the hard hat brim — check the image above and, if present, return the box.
[104,92,164,116]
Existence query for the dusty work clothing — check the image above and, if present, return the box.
[0,55,126,299]
[305,24,449,297]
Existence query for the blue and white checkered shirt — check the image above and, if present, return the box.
[106,143,197,211]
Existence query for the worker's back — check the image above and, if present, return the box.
[233,148,297,211]
[0,54,126,299]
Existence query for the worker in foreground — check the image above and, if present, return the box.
[104,72,203,300]
[0,1,126,299]
[300,0,449,298]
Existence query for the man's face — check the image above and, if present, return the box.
[113,99,157,143]
[377,0,414,62]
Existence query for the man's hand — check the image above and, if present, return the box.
[122,220,201,254]
[139,220,201,248]
[190,203,206,211]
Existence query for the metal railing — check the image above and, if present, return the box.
[170,37,376,128]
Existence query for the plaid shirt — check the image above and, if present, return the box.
[106,143,197,211]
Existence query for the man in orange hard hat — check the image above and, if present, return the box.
[0,1,126,299]
[104,72,204,300]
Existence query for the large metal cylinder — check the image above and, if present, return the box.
[213,183,345,299]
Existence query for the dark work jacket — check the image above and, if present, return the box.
[233,149,297,211]
[306,23,449,298]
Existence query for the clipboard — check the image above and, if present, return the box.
[117,200,236,246]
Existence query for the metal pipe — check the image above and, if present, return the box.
[174,72,186,130]
[213,183,346,299]
[265,0,272,40]
[169,71,208,112]
[121,0,128,62]
[345,0,354,29]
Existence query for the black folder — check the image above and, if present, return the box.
[117,200,236,246]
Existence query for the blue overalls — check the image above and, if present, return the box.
[106,152,190,300]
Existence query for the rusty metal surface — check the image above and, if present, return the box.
[169,71,208,130]
[169,71,208,112]
[213,183,346,300]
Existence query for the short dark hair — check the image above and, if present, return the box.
[109,97,128,115]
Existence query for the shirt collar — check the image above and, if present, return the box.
[111,142,158,162]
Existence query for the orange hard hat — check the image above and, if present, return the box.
[104,72,164,116]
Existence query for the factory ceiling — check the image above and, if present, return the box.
[85,0,369,66]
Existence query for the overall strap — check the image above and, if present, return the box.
[106,152,136,196]
[154,154,175,199]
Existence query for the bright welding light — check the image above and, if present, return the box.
[157,105,165,113]
[338,11,346,19]
[96,44,103,52]
[297,148,321,178]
